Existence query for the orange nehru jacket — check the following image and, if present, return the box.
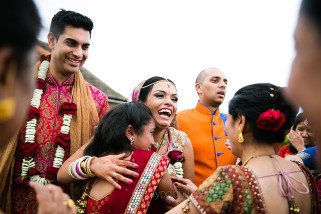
[177,102,237,186]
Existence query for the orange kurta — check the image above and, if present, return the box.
[177,102,237,186]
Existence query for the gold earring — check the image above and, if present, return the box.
[130,136,134,145]
[0,97,15,123]
[238,128,244,143]
[0,61,16,123]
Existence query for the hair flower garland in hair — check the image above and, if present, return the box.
[256,109,286,131]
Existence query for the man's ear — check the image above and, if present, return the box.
[47,32,57,50]
[125,125,134,139]
[0,47,13,85]
[195,82,202,96]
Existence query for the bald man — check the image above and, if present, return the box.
[177,68,237,186]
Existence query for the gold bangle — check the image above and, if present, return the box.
[80,160,86,173]
[85,157,95,177]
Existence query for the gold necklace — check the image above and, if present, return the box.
[242,154,275,166]
[153,131,167,152]
[154,137,165,151]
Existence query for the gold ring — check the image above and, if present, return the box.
[64,199,75,209]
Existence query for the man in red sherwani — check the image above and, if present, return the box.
[2,10,109,213]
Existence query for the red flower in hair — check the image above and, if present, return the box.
[17,142,39,157]
[45,166,59,180]
[27,106,40,121]
[60,102,77,115]
[56,133,71,149]
[37,78,46,90]
[168,150,185,164]
[256,109,286,131]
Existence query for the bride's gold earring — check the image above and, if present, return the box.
[238,127,244,143]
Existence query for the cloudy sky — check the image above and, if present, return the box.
[34,0,301,112]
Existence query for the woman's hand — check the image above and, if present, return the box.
[90,153,139,189]
[288,130,306,151]
[225,139,232,150]
[164,183,186,208]
[29,182,77,214]
[171,176,198,196]
[165,177,197,207]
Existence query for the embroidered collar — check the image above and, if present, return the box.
[195,101,219,116]
[46,72,75,86]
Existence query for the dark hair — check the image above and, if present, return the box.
[138,76,176,102]
[0,0,41,72]
[228,83,298,144]
[49,9,93,39]
[84,102,152,157]
[292,112,307,130]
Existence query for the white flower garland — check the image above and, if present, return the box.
[20,60,73,185]
[173,162,183,178]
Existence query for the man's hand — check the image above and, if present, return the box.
[30,182,77,214]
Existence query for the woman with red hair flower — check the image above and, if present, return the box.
[167,83,320,213]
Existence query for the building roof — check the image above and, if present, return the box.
[36,40,128,103]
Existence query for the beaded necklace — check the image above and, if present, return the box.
[16,57,77,185]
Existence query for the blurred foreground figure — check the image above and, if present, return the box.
[288,0,321,160]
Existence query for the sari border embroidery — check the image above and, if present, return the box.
[125,153,162,214]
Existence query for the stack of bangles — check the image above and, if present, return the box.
[68,156,96,180]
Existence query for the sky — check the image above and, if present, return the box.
[34,0,301,112]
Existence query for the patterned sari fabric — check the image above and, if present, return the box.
[189,165,320,214]
[11,73,108,214]
[83,150,169,214]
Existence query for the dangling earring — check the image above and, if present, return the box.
[238,127,244,143]
[0,97,15,123]
[0,61,16,123]
[129,136,134,145]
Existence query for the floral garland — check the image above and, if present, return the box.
[150,129,185,178]
[168,150,184,178]
[16,56,77,185]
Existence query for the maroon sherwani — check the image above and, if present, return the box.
[12,73,108,214]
